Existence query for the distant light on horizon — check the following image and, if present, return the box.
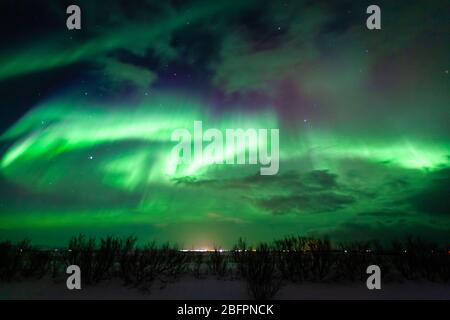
[180,248,227,252]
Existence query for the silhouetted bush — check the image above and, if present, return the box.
[274,236,309,282]
[21,245,51,279]
[391,237,446,281]
[274,236,335,282]
[234,242,282,300]
[119,236,138,284]
[92,236,124,282]
[207,249,228,278]
[123,242,188,292]
[64,234,96,284]
[336,240,396,282]
[191,253,204,279]
[335,241,374,281]
[233,238,249,278]
[308,237,334,281]
[438,246,450,282]
[0,240,30,281]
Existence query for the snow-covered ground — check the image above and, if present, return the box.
[1,276,449,300]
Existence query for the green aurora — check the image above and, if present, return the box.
[0,0,449,248]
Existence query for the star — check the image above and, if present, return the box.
[88,155,94,160]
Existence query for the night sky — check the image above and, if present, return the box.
[0,0,449,248]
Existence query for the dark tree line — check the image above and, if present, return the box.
[1,235,449,299]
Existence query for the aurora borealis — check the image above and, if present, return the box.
[0,0,449,248]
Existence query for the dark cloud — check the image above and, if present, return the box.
[357,210,412,218]
[174,169,337,191]
[230,170,352,215]
[257,192,355,215]
[410,168,450,216]
[304,170,338,189]
[172,176,219,187]
[329,220,450,245]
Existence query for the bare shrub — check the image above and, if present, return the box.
[335,241,373,281]
[308,237,334,281]
[64,234,96,284]
[274,236,309,282]
[234,241,282,300]
[191,253,204,279]
[391,237,444,281]
[207,249,228,278]
[119,236,138,284]
[123,242,188,292]
[21,246,51,279]
[0,240,29,281]
[92,236,124,283]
